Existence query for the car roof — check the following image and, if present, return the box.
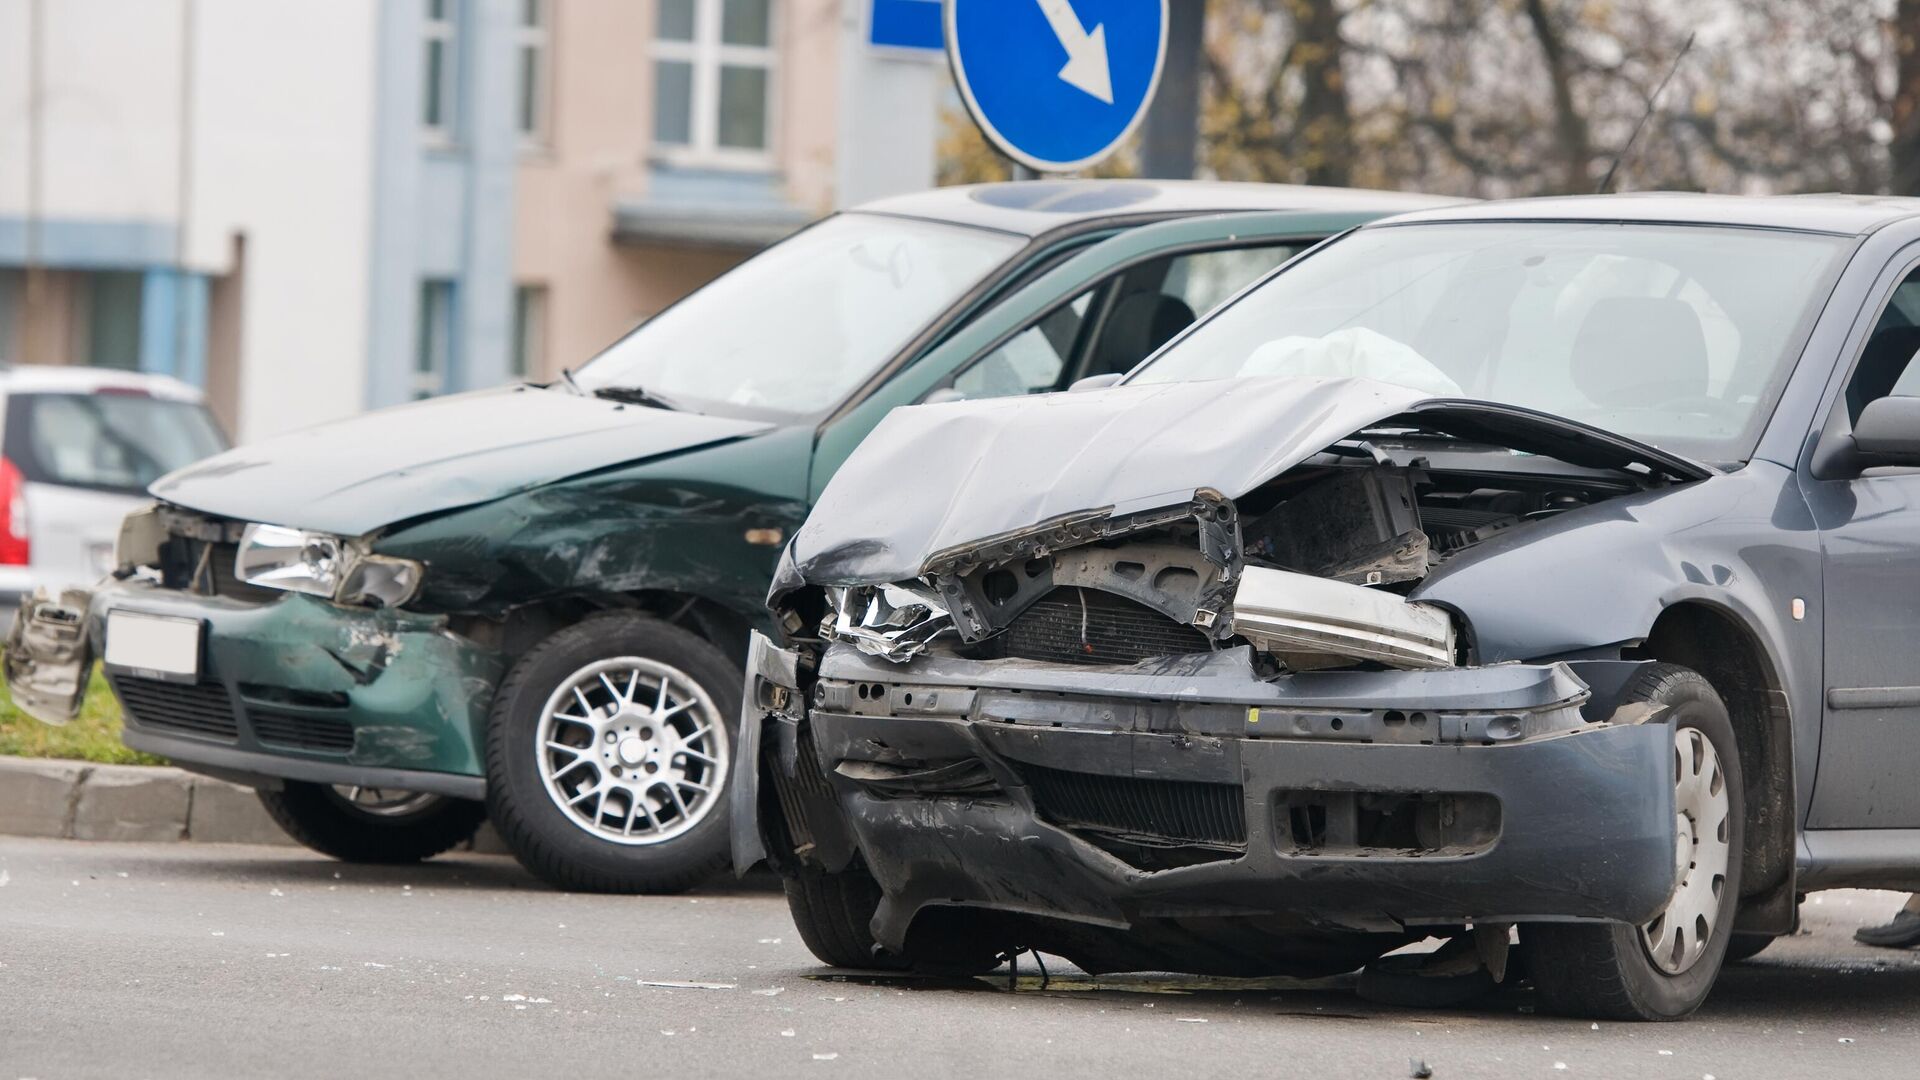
[1373,191,1920,236]
[855,179,1467,237]
[0,364,205,403]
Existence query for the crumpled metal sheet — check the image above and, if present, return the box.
[783,376,1709,589]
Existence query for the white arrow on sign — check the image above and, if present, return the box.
[1035,0,1113,104]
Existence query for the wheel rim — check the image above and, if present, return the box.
[1640,726,1732,975]
[328,786,441,817]
[533,656,729,847]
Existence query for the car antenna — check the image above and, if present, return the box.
[1595,33,1696,195]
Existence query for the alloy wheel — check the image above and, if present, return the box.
[328,785,442,817]
[533,656,729,846]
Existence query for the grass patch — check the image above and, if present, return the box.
[0,664,161,766]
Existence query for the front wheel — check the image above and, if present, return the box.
[485,612,741,894]
[1526,663,1745,1021]
[257,782,486,863]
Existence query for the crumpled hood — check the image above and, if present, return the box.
[786,376,1710,587]
[152,385,772,536]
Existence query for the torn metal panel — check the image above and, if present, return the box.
[1231,566,1456,670]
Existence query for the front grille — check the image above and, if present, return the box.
[252,710,355,753]
[1023,763,1246,847]
[117,678,239,742]
[1002,587,1212,665]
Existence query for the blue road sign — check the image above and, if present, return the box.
[871,0,943,50]
[946,0,1168,173]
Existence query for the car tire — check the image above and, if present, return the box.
[784,866,912,971]
[784,865,1005,974]
[257,782,485,863]
[1525,663,1745,1021]
[485,611,741,894]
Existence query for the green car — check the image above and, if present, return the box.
[7,180,1452,892]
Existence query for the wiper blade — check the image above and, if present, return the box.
[592,385,681,411]
[558,367,585,396]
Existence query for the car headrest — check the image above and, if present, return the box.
[1571,297,1710,408]
[1089,292,1197,378]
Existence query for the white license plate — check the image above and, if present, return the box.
[104,610,203,681]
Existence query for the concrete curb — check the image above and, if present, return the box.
[0,755,509,853]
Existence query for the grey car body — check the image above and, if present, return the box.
[736,193,1920,1017]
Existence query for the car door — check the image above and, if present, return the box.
[1806,256,1920,829]
[809,210,1373,499]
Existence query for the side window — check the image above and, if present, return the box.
[1077,244,1299,381]
[943,242,1301,403]
[1165,245,1300,316]
[951,291,1096,401]
[1847,267,1920,422]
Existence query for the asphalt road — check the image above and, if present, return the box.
[4,837,1919,1079]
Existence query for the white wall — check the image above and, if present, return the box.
[0,0,379,442]
[190,0,379,441]
[0,0,186,225]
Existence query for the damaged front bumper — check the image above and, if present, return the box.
[734,633,1679,948]
[5,580,502,797]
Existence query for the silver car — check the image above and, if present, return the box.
[0,365,227,612]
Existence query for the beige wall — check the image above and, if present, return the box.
[514,0,844,378]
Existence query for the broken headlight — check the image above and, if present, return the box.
[337,555,425,609]
[235,524,342,598]
[235,524,424,609]
[827,583,953,663]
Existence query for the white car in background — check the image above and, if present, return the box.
[0,366,228,611]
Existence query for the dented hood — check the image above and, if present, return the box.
[152,386,772,536]
[788,376,1710,587]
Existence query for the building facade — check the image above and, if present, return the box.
[0,0,945,440]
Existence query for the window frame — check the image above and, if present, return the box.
[925,238,1315,404]
[513,0,552,151]
[651,0,779,170]
[415,280,457,400]
[421,0,461,147]
[510,283,548,380]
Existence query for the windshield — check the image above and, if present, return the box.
[576,212,1024,420]
[5,392,229,496]
[1130,222,1852,463]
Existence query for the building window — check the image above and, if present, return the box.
[510,284,547,380]
[422,0,460,143]
[653,0,775,167]
[514,0,551,148]
[82,272,145,372]
[0,271,19,364]
[415,280,456,398]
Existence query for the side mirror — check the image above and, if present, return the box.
[1068,373,1124,393]
[1854,396,1920,466]
[921,387,967,405]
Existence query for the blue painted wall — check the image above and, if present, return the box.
[363,0,518,409]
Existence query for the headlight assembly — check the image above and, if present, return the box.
[235,524,423,609]
[337,554,424,609]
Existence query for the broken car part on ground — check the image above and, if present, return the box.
[3,181,1450,895]
[740,196,1920,1021]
